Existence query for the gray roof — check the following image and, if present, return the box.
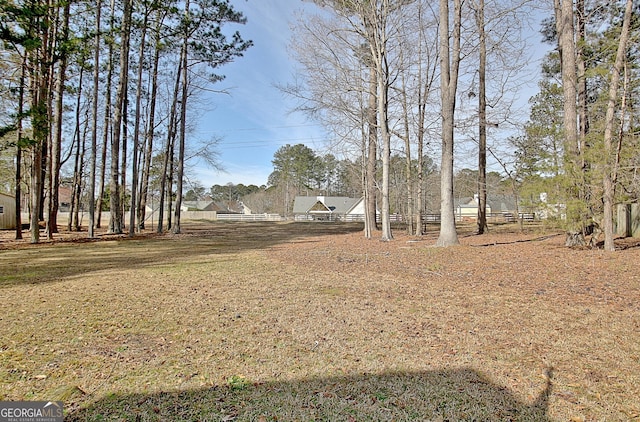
[293,196,361,215]
[455,195,517,212]
[182,201,215,210]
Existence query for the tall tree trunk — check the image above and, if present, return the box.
[88,0,101,238]
[167,131,175,230]
[138,14,162,230]
[173,0,190,235]
[15,59,26,240]
[416,129,424,236]
[366,2,392,242]
[476,0,488,235]
[70,117,86,231]
[576,0,588,158]
[554,0,582,245]
[575,0,591,235]
[365,64,378,238]
[130,6,150,235]
[120,89,128,230]
[157,59,183,233]
[95,112,109,227]
[96,0,116,229]
[30,139,43,244]
[436,0,461,247]
[29,0,53,244]
[109,0,132,234]
[48,0,70,237]
[399,73,413,235]
[414,1,434,238]
[602,0,633,251]
[69,64,84,231]
[378,54,392,241]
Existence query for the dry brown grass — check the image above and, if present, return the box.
[0,221,638,421]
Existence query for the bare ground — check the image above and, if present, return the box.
[0,221,638,421]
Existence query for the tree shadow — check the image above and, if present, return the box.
[0,221,363,288]
[67,367,553,421]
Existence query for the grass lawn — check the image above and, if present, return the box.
[0,221,638,421]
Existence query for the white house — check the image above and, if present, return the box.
[292,196,366,221]
[454,194,518,221]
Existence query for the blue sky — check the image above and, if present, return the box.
[191,0,326,188]
[189,1,552,189]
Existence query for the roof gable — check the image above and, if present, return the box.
[309,201,331,212]
[293,196,361,214]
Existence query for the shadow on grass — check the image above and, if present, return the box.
[0,221,363,288]
[67,368,552,421]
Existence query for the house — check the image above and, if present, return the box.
[293,196,364,221]
[180,200,217,212]
[0,192,17,230]
[455,194,518,221]
[180,200,246,214]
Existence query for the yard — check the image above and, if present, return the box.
[0,221,639,421]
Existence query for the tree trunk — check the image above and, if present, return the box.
[157,59,183,233]
[71,119,86,231]
[120,92,128,230]
[365,63,378,238]
[88,0,101,238]
[555,0,582,245]
[173,0,190,235]
[476,0,488,235]
[399,73,413,235]
[436,0,461,247]
[69,65,84,231]
[28,0,53,244]
[370,3,392,242]
[415,141,424,237]
[576,0,588,157]
[130,8,149,235]
[48,0,70,238]
[602,0,633,252]
[378,73,392,241]
[30,143,43,244]
[138,9,163,230]
[15,59,26,240]
[414,1,435,238]
[109,0,132,234]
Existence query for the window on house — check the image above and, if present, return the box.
[0,206,3,214]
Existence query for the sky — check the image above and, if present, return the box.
[189,0,552,190]
[190,0,326,188]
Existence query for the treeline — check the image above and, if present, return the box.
[0,0,251,242]
[202,143,513,219]
[1,0,638,251]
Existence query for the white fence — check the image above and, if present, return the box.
[32,211,284,225]
[215,213,283,222]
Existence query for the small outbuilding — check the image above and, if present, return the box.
[0,192,17,230]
